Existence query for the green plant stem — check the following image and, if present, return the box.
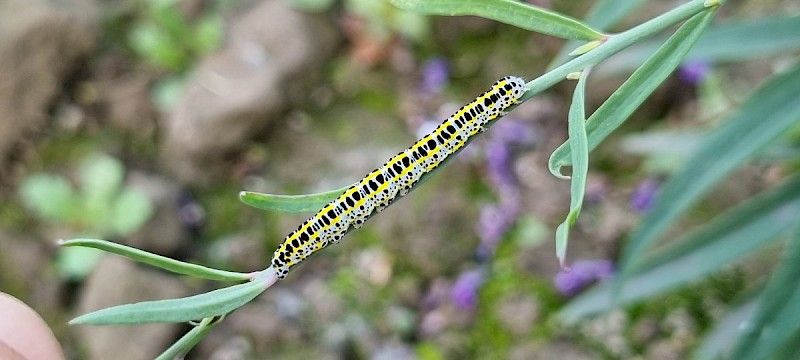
[520,0,717,101]
[156,317,220,360]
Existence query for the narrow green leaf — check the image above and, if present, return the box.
[620,60,800,273]
[549,9,717,177]
[548,0,651,69]
[730,223,800,359]
[771,329,800,360]
[694,298,757,360]
[155,316,220,360]
[599,16,800,75]
[388,0,603,41]
[239,185,349,214]
[60,239,251,281]
[558,175,800,323]
[70,280,268,325]
[554,71,589,265]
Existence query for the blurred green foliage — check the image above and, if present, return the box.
[127,0,223,72]
[19,154,153,279]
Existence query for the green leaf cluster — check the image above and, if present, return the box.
[20,154,154,279]
[20,154,153,238]
[127,0,223,72]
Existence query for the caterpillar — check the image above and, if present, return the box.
[271,76,527,279]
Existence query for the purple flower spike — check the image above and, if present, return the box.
[451,268,485,311]
[553,259,615,296]
[484,119,537,192]
[419,58,449,95]
[679,60,711,85]
[486,140,515,189]
[630,177,662,213]
[477,205,508,249]
[492,119,537,147]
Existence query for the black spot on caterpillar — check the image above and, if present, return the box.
[271,76,526,279]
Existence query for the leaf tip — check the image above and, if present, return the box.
[703,0,720,7]
[68,314,90,325]
[568,37,606,56]
[549,164,572,180]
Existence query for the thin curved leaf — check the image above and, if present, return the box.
[554,70,589,265]
[729,223,800,360]
[388,0,603,41]
[60,239,251,282]
[549,9,717,177]
[70,280,268,325]
[239,185,349,213]
[620,60,800,273]
[558,175,800,323]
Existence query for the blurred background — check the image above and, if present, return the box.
[0,0,797,358]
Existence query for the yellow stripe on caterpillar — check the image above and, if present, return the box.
[271,76,526,279]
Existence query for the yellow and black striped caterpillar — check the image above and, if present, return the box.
[271,76,527,279]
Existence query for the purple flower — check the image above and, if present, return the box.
[630,177,662,213]
[421,279,450,311]
[484,119,537,191]
[491,119,537,146]
[474,119,537,258]
[450,268,485,310]
[485,140,515,189]
[419,58,449,95]
[553,259,615,296]
[679,60,711,85]
[477,205,509,250]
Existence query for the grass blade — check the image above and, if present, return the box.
[619,60,800,273]
[59,238,251,281]
[554,70,590,265]
[388,0,603,41]
[548,9,717,177]
[239,185,349,213]
[558,175,800,323]
[729,223,800,359]
[70,280,269,325]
